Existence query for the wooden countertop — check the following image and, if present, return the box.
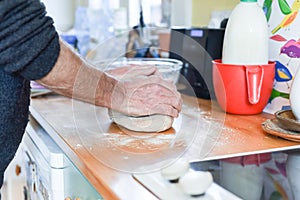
[29,94,300,199]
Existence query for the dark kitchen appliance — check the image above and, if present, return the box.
[169,27,225,99]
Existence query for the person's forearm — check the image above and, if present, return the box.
[37,39,115,107]
[38,39,181,117]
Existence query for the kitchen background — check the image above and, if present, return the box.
[4,0,300,199]
[42,0,239,31]
[40,0,239,58]
[40,1,300,200]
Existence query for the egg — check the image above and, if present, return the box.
[178,170,213,196]
[160,158,189,183]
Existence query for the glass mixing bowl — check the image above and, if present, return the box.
[94,58,183,84]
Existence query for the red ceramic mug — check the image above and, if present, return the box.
[212,59,275,114]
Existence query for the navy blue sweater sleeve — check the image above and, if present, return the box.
[0,0,60,80]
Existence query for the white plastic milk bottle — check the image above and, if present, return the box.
[222,0,269,65]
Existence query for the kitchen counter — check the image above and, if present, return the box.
[29,94,300,199]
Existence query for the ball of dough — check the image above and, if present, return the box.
[161,158,190,182]
[179,171,213,196]
[108,109,174,132]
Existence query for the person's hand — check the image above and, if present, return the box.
[106,65,182,118]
